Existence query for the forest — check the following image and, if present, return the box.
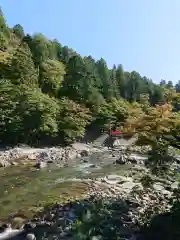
[2,8,180,239]
[1,8,180,146]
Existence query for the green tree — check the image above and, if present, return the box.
[4,43,38,86]
[175,80,180,93]
[151,85,165,105]
[61,55,86,102]
[0,8,8,50]
[0,82,61,145]
[109,65,120,99]
[39,59,65,96]
[126,71,142,101]
[13,24,25,39]
[58,98,91,142]
[28,33,52,67]
[116,64,126,98]
[96,58,113,100]
[0,8,177,147]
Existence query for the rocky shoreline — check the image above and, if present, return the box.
[0,140,180,239]
[0,143,98,168]
[0,165,179,239]
[0,141,149,169]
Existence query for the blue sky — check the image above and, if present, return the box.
[1,0,180,83]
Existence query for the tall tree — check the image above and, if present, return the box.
[0,43,38,86]
[61,55,86,102]
[0,8,8,50]
[116,64,126,98]
[39,59,65,96]
[166,80,173,89]
[159,79,166,86]
[13,24,25,39]
[109,65,120,99]
[27,33,51,67]
[175,81,180,93]
[6,43,38,86]
[126,71,141,101]
[96,58,112,100]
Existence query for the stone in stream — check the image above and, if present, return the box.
[115,154,126,164]
[89,164,97,168]
[34,161,47,169]
[26,233,36,240]
[171,181,179,189]
[153,183,165,192]
[82,159,89,163]
[0,159,10,167]
[121,182,143,193]
[116,153,147,165]
[80,150,89,157]
[103,175,133,185]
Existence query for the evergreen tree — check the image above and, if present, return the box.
[116,64,126,98]
[13,24,25,39]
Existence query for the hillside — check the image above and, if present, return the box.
[0,7,180,147]
[2,8,180,240]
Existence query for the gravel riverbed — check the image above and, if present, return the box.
[0,138,179,239]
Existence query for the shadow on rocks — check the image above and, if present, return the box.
[141,202,180,240]
[5,194,179,240]
[6,196,144,240]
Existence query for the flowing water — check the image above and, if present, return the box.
[0,136,136,221]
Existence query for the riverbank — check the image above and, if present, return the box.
[0,139,180,239]
[1,165,179,240]
[0,139,147,220]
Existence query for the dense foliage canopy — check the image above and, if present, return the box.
[0,8,180,146]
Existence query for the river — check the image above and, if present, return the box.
[0,135,138,221]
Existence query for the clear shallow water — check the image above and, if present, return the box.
[0,149,133,221]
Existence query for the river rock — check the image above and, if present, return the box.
[82,159,89,163]
[35,161,47,169]
[26,233,36,240]
[153,183,165,192]
[121,182,143,193]
[0,145,80,167]
[128,154,147,164]
[0,159,10,167]
[11,161,18,166]
[115,152,147,165]
[132,165,149,173]
[171,181,179,189]
[90,164,97,168]
[116,155,126,164]
[80,149,89,157]
[103,175,133,185]
[36,151,50,162]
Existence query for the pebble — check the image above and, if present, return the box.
[26,233,36,240]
